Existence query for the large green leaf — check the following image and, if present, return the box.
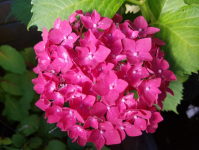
[28,0,125,31]
[8,0,32,25]
[1,74,23,96]
[3,95,24,121]
[37,113,55,139]
[29,137,42,149]
[20,71,37,102]
[162,80,183,114]
[44,140,66,150]
[184,0,199,4]
[20,47,37,67]
[18,115,40,136]
[151,5,199,75]
[0,45,26,74]
[12,134,27,148]
[148,0,186,22]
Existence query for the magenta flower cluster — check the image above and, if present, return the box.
[33,10,176,150]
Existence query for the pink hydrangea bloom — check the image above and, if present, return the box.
[33,10,176,150]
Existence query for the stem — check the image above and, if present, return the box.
[0,120,16,133]
[125,0,145,5]
[139,1,151,23]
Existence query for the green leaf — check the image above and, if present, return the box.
[29,137,42,149]
[8,0,32,25]
[20,71,37,102]
[67,138,84,150]
[2,146,21,150]
[176,74,190,83]
[162,80,183,114]
[1,74,23,96]
[19,97,31,117]
[148,0,186,22]
[151,5,199,75]
[20,47,37,67]
[3,95,24,121]
[18,115,40,136]
[184,0,199,4]
[1,137,12,145]
[12,134,27,148]
[44,140,66,150]
[0,45,26,74]
[28,0,125,31]
[0,85,6,103]
[37,113,55,139]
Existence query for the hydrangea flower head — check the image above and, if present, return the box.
[33,9,176,150]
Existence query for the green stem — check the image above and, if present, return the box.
[0,120,17,134]
[125,0,145,5]
[139,1,151,23]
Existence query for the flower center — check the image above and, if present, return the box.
[93,24,97,28]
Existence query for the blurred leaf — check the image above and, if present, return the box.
[1,74,23,96]
[102,146,111,150]
[18,115,40,136]
[28,0,125,31]
[29,137,42,149]
[49,127,67,139]
[2,146,21,150]
[2,137,12,145]
[37,113,55,139]
[67,138,84,150]
[12,134,27,148]
[30,94,41,112]
[163,80,183,114]
[8,0,32,25]
[20,71,37,103]
[44,140,66,150]
[18,97,31,117]
[0,45,26,74]
[3,95,24,121]
[184,0,199,4]
[20,48,37,67]
[0,85,6,103]
[148,0,186,22]
[151,5,199,75]
[24,146,32,150]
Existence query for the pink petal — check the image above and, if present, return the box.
[125,125,142,137]
[133,16,148,29]
[47,114,61,123]
[82,95,96,108]
[91,102,107,118]
[60,20,72,36]
[114,79,128,93]
[34,83,44,94]
[91,9,101,24]
[54,17,61,29]
[136,38,151,53]
[107,107,122,126]
[122,38,136,51]
[117,128,126,141]
[81,16,93,29]
[87,129,100,142]
[35,99,51,111]
[99,121,114,130]
[112,14,123,23]
[92,80,109,96]
[42,26,48,42]
[134,117,146,130]
[34,41,45,53]
[48,28,63,44]
[150,112,163,124]
[144,27,160,35]
[103,129,121,145]
[98,17,113,29]
[95,134,105,150]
